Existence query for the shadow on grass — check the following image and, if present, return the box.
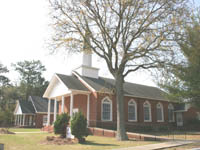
[82,141,118,147]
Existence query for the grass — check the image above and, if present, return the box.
[0,128,158,150]
[8,128,41,133]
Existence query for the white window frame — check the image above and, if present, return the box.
[156,103,164,122]
[101,97,112,121]
[128,99,137,122]
[73,108,79,116]
[43,115,48,126]
[168,104,175,122]
[143,101,152,122]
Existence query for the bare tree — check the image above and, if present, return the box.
[49,0,190,140]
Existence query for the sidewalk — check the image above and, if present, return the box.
[14,131,47,134]
[111,140,195,150]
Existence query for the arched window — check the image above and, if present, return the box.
[143,101,151,122]
[101,97,112,121]
[156,103,164,122]
[128,100,137,121]
[168,104,174,122]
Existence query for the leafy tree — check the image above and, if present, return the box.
[13,60,49,100]
[157,14,200,107]
[54,113,70,138]
[49,0,190,140]
[71,112,88,143]
[0,63,10,87]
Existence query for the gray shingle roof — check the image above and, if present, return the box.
[29,96,58,113]
[18,100,35,114]
[54,72,168,101]
[56,73,89,91]
[80,75,168,101]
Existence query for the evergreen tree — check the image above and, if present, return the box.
[158,15,200,107]
[13,60,49,100]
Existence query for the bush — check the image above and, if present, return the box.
[71,112,88,143]
[0,109,14,128]
[54,113,70,138]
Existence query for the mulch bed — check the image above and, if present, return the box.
[41,136,78,145]
[0,129,15,134]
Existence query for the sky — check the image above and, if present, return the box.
[0,0,199,87]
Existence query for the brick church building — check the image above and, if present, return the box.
[43,52,200,130]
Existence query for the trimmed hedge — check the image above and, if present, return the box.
[54,113,70,138]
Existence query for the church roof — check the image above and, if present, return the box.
[29,96,58,113]
[56,72,168,101]
[80,75,168,101]
[18,100,35,114]
[56,73,89,92]
[17,96,58,114]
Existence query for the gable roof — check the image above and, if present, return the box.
[29,96,58,113]
[18,100,35,114]
[56,73,89,92]
[73,72,168,101]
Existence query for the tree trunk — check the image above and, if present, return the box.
[115,74,128,141]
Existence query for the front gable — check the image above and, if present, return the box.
[43,74,71,99]
[14,101,22,115]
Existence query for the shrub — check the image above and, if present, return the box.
[54,113,70,138]
[0,109,14,128]
[71,112,88,143]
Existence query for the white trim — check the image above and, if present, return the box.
[61,96,65,113]
[72,71,96,92]
[29,96,38,113]
[23,114,25,126]
[101,97,112,121]
[70,93,74,117]
[47,99,51,125]
[156,102,164,122]
[168,103,175,122]
[87,94,90,126]
[14,100,19,114]
[128,99,137,122]
[54,99,57,122]
[36,112,55,114]
[143,101,152,122]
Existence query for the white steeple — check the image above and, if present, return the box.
[82,52,92,67]
[73,32,99,78]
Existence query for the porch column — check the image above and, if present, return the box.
[20,115,22,126]
[23,114,25,126]
[70,93,74,117]
[61,96,65,113]
[47,99,51,126]
[18,115,20,126]
[17,115,19,125]
[87,94,90,126]
[15,115,17,126]
[54,99,57,122]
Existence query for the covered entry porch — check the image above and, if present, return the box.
[43,74,91,127]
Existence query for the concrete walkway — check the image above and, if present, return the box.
[14,131,47,134]
[111,140,195,150]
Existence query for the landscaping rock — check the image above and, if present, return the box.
[41,136,78,145]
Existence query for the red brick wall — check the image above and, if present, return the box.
[35,114,54,128]
[183,106,199,123]
[95,93,174,128]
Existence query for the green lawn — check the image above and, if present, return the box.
[0,129,158,150]
[8,128,41,133]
